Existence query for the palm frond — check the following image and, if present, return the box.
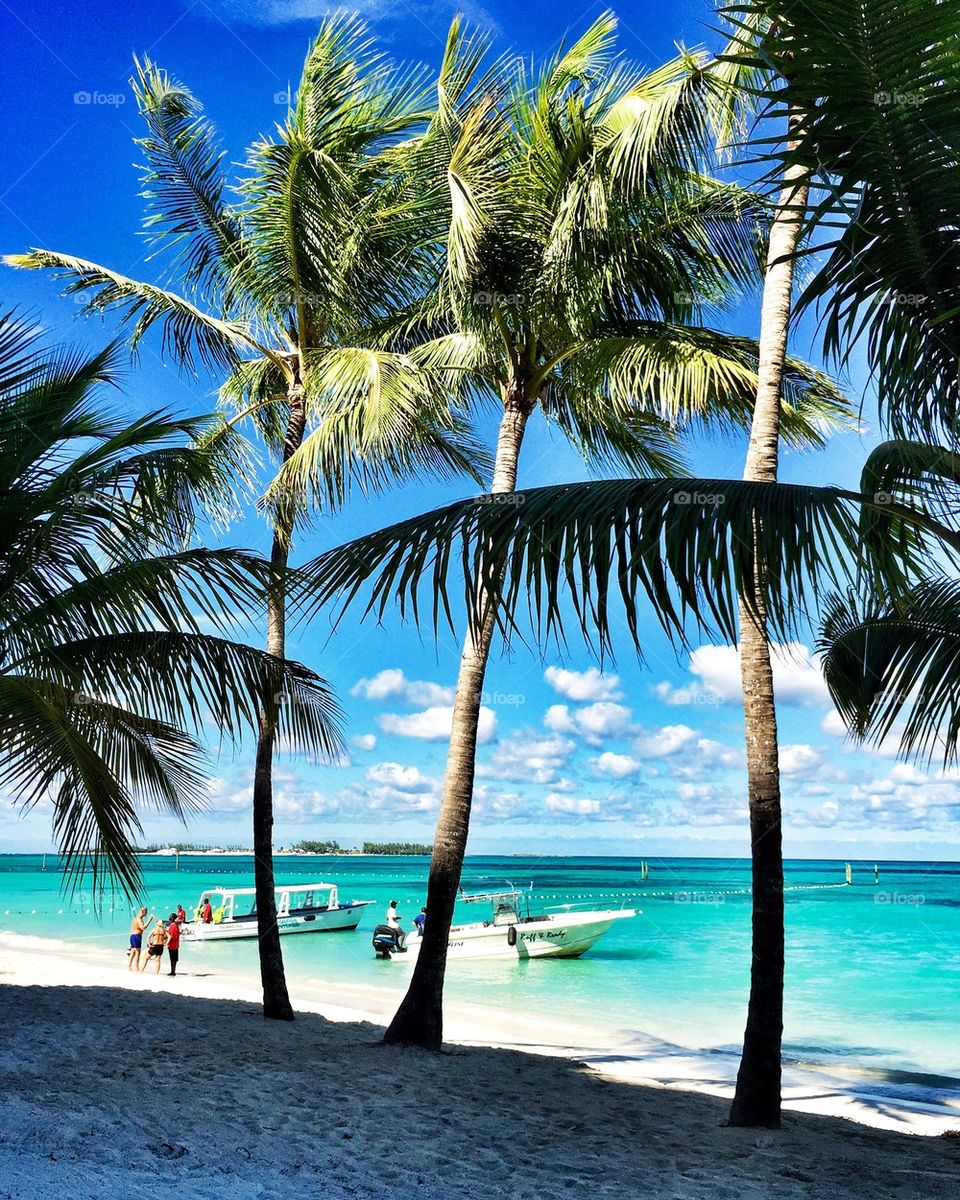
[723,0,960,441]
[295,478,875,653]
[131,56,249,300]
[266,346,490,510]
[820,578,960,766]
[551,324,854,450]
[4,249,262,372]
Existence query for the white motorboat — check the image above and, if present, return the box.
[182,882,372,942]
[373,886,638,961]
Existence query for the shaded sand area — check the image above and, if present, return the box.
[2,940,959,1199]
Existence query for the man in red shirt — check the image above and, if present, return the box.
[166,913,181,977]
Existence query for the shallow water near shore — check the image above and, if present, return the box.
[2,853,958,1113]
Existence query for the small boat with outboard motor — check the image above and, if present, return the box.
[182,882,373,942]
[372,885,638,961]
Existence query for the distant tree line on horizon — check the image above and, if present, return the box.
[289,840,434,856]
[135,842,249,853]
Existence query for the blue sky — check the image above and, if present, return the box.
[2,0,957,860]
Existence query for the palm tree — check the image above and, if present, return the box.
[7,16,484,1019]
[720,0,960,1120]
[302,0,960,1100]
[290,13,849,1051]
[820,440,960,760]
[0,311,342,897]
[727,112,809,1127]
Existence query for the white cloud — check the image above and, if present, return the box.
[365,762,436,793]
[476,731,573,785]
[778,744,822,776]
[544,666,622,702]
[274,791,339,817]
[352,668,454,707]
[593,751,643,778]
[656,643,830,709]
[379,705,496,744]
[821,710,847,736]
[634,724,698,758]
[545,794,601,816]
[352,733,377,752]
[207,1,395,24]
[545,702,634,744]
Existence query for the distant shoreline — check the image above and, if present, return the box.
[135,849,434,857]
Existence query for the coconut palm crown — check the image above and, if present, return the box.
[0,312,342,898]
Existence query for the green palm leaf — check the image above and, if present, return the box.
[820,579,960,766]
[296,478,876,652]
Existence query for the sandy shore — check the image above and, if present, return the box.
[2,938,959,1199]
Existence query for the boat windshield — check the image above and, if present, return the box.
[460,886,530,925]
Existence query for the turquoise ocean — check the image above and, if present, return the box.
[2,853,958,1103]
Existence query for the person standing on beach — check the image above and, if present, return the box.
[413,907,427,938]
[142,918,168,973]
[127,907,152,972]
[165,913,181,977]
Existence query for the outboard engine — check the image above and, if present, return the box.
[372,924,407,959]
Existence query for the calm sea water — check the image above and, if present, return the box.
[2,854,957,1080]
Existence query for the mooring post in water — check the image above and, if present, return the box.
[845,862,852,885]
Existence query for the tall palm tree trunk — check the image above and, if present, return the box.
[383,386,532,1048]
[729,139,809,1127]
[253,380,306,1022]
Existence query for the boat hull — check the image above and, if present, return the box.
[182,902,371,942]
[400,909,637,961]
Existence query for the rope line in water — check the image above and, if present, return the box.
[2,881,853,918]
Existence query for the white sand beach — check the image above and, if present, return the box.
[2,935,959,1200]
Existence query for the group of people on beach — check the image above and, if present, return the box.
[127,903,187,976]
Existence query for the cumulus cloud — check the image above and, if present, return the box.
[352,733,377,752]
[476,731,573,784]
[365,762,436,793]
[821,710,847,737]
[545,793,601,816]
[352,669,453,707]
[656,643,830,709]
[634,724,698,758]
[379,705,496,743]
[544,666,622,702]
[778,744,822,776]
[544,701,634,743]
[593,751,643,778]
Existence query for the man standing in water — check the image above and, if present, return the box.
[127,906,152,972]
